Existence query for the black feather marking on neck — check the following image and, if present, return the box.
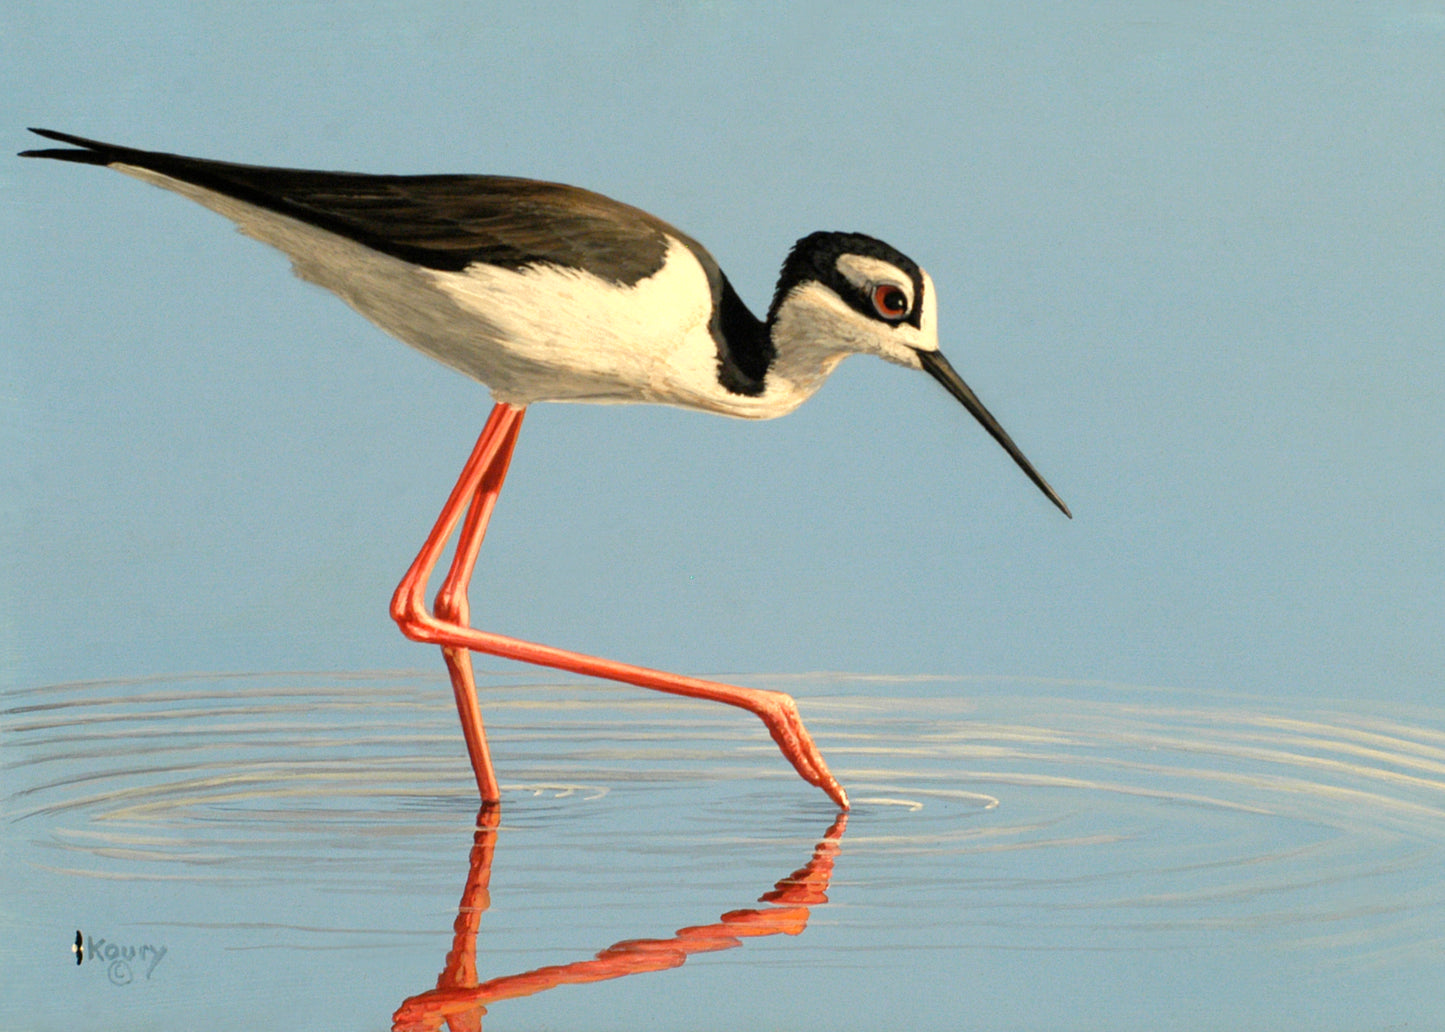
[712,275,773,396]
[767,231,925,328]
[641,228,773,397]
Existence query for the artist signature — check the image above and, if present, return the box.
[73,930,167,985]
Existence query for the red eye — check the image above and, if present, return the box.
[872,284,909,320]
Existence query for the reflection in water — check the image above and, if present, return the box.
[392,807,845,1032]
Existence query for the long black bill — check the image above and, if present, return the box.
[917,349,1071,518]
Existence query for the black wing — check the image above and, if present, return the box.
[21,128,680,284]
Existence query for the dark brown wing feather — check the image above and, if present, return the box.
[22,128,679,283]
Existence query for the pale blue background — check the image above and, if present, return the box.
[5,3,1442,703]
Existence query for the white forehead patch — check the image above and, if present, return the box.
[835,253,914,308]
[917,269,938,351]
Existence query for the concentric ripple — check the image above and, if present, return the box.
[5,670,1445,970]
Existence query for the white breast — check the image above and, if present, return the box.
[429,238,720,405]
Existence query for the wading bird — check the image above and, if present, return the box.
[22,128,1070,810]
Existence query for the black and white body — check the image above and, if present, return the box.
[22,128,1069,810]
[22,128,1068,513]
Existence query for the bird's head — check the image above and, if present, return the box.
[767,231,938,368]
[767,231,1070,517]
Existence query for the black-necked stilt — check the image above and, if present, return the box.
[22,128,1070,810]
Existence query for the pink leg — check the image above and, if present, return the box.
[392,402,849,810]
[393,403,523,802]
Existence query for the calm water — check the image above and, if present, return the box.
[4,671,1444,1030]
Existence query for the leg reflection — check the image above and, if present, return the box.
[393,809,848,1032]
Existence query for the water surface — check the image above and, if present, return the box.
[5,672,1443,1029]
